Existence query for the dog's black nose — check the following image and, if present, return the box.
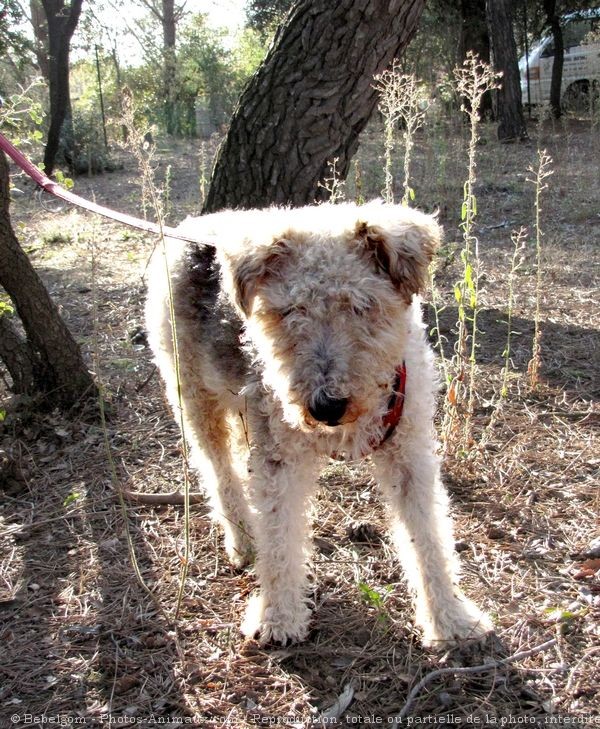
[309,394,348,426]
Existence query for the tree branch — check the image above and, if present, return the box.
[122,489,205,505]
[395,638,558,720]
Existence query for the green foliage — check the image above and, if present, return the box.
[358,581,393,622]
[245,0,295,39]
[0,1,33,68]
[0,80,46,153]
[116,14,267,138]
[53,170,74,191]
[0,300,15,316]
[176,15,267,134]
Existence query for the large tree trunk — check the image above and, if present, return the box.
[543,0,563,119]
[486,0,528,141]
[0,314,36,395]
[0,151,97,408]
[204,0,425,212]
[41,0,83,176]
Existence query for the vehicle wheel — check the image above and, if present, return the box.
[562,80,598,115]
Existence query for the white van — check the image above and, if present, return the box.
[519,8,600,110]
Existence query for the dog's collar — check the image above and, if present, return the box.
[371,361,407,451]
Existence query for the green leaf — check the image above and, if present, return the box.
[63,492,81,507]
[55,170,74,190]
[358,582,385,609]
[543,606,581,622]
[465,263,474,290]
[0,410,6,423]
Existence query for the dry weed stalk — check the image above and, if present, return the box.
[442,53,500,452]
[353,158,365,205]
[120,90,193,617]
[198,140,208,208]
[319,157,346,205]
[502,227,528,398]
[479,227,528,451]
[88,226,157,604]
[374,63,427,205]
[527,149,554,390]
[319,157,346,203]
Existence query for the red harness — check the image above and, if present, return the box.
[371,361,407,451]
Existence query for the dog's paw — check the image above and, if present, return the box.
[240,593,311,646]
[419,596,493,649]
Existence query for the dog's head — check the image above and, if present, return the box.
[222,202,441,431]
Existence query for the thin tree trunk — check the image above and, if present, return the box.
[0,151,97,407]
[162,0,177,135]
[41,0,83,176]
[204,0,426,212]
[543,0,563,119]
[486,0,528,141]
[30,0,50,81]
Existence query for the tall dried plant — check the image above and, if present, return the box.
[120,90,193,617]
[374,63,428,205]
[443,53,500,451]
[527,149,554,390]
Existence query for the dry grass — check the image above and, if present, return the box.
[0,122,598,725]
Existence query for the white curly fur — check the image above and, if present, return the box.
[145,201,493,647]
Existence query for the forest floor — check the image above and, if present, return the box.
[1,116,599,727]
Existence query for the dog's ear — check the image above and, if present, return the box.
[233,239,291,316]
[354,212,441,304]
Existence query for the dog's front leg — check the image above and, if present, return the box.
[373,446,492,648]
[240,435,318,646]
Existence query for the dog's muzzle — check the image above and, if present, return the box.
[308,393,349,427]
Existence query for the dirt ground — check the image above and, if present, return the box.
[0,117,599,727]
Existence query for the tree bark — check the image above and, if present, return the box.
[30,0,50,81]
[41,0,83,176]
[543,0,563,119]
[486,0,528,141]
[0,313,36,395]
[0,151,97,408]
[204,0,426,212]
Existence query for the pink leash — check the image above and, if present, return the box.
[0,131,205,245]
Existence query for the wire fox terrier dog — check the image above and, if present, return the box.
[146,201,492,647]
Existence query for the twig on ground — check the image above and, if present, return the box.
[122,489,205,505]
[135,365,157,392]
[394,638,558,720]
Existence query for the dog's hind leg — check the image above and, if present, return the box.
[160,365,254,568]
[373,446,492,648]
